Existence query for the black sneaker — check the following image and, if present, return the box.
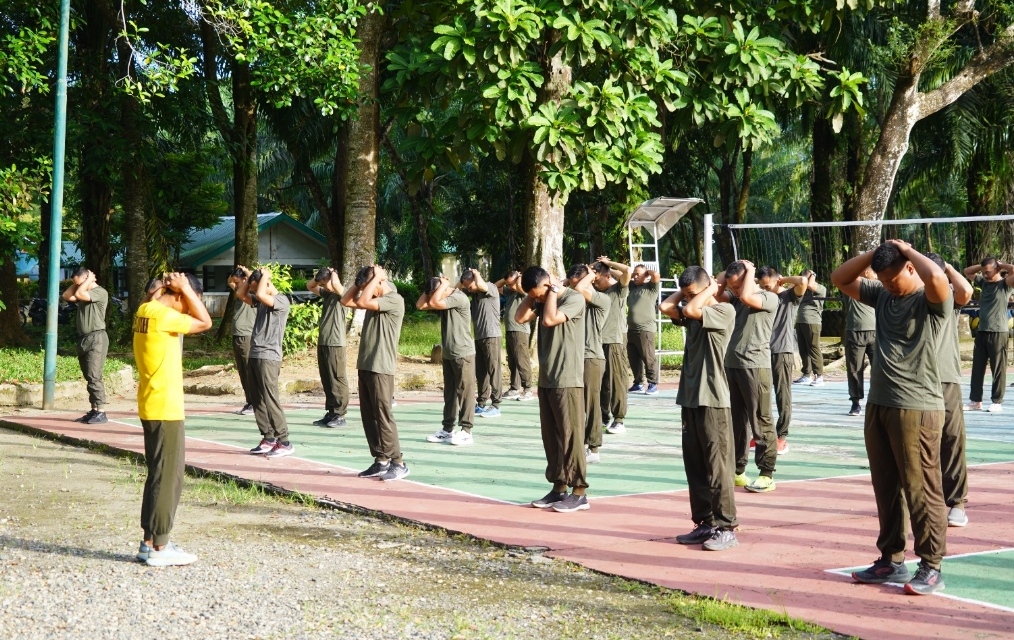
[676,522,716,545]
[852,557,912,584]
[324,415,347,428]
[74,410,96,423]
[380,463,410,482]
[312,411,335,426]
[703,529,739,551]
[531,491,568,509]
[84,411,108,424]
[358,460,390,478]
[848,402,861,416]
[235,404,254,415]
[903,562,944,595]
[551,494,589,513]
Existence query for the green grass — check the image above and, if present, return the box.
[183,355,235,371]
[660,322,685,369]
[0,347,131,384]
[399,315,442,357]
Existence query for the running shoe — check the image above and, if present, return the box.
[810,376,825,386]
[793,375,811,385]
[145,542,198,567]
[585,447,600,464]
[380,463,410,482]
[517,389,537,401]
[450,430,474,446]
[734,473,750,487]
[531,491,568,509]
[903,562,944,595]
[987,402,1003,413]
[644,383,659,395]
[628,383,645,393]
[480,406,501,418]
[851,557,912,584]
[324,415,347,428]
[776,438,789,455]
[744,476,776,493]
[236,404,254,416]
[312,411,335,426]
[84,411,108,424]
[551,494,589,513]
[358,460,390,478]
[702,529,739,551]
[249,439,276,454]
[848,402,861,416]
[964,401,982,411]
[265,442,294,459]
[426,430,454,443]
[605,421,626,434]
[947,507,968,527]
[675,522,715,545]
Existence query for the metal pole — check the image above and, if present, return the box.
[703,213,714,275]
[43,0,71,409]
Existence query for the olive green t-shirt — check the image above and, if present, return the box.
[317,289,347,347]
[937,307,962,385]
[599,281,628,344]
[357,287,405,376]
[724,290,778,369]
[975,277,1013,333]
[583,290,610,360]
[676,302,735,409]
[250,294,291,362]
[439,290,475,360]
[231,298,256,337]
[796,283,827,325]
[844,291,876,332]
[535,287,586,388]
[76,286,108,335]
[770,288,801,355]
[503,289,530,334]
[470,286,502,340]
[628,281,659,333]
[859,279,952,411]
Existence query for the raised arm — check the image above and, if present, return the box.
[307,278,322,296]
[892,240,949,304]
[514,293,539,324]
[646,267,661,284]
[714,270,731,303]
[597,256,631,286]
[541,276,569,327]
[963,263,982,279]
[572,268,597,302]
[780,275,808,298]
[1000,261,1014,288]
[234,266,254,305]
[945,263,973,306]
[61,274,84,302]
[421,278,454,310]
[658,290,684,319]
[470,268,489,293]
[328,271,345,295]
[253,269,276,308]
[355,265,387,312]
[66,270,97,302]
[831,251,875,302]
[737,262,768,310]
[166,272,212,334]
[683,278,719,320]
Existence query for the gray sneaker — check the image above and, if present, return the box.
[145,542,197,567]
[136,541,152,562]
[702,529,739,551]
[947,506,968,527]
[380,463,410,482]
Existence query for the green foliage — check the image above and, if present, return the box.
[253,262,294,294]
[0,6,55,96]
[0,347,130,384]
[666,591,827,638]
[398,315,441,357]
[291,277,308,292]
[282,301,321,355]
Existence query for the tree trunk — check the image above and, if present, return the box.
[232,62,259,270]
[118,42,148,338]
[0,254,22,345]
[410,193,436,279]
[809,116,838,281]
[734,147,752,225]
[340,8,384,282]
[80,175,114,290]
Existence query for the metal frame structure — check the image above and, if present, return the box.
[625,197,707,374]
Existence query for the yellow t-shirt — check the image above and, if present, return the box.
[133,301,192,420]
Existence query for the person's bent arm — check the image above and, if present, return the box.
[659,290,684,319]
[307,278,322,296]
[61,281,79,302]
[415,292,431,311]
[893,241,949,304]
[167,273,212,334]
[832,251,875,301]
[74,271,96,302]
[683,280,718,320]
[647,268,661,284]
[714,271,731,303]
[471,269,489,293]
[515,293,538,324]
[963,263,982,279]
[340,285,360,309]
[254,271,275,308]
[737,262,768,310]
[235,266,254,305]
[427,280,453,310]
[541,287,569,327]
[329,271,345,295]
[355,266,386,312]
[780,275,808,297]
[946,264,973,306]
[597,256,631,286]
[573,270,596,302]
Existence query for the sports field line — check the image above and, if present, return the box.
[106,417,523,507]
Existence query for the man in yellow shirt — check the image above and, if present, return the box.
[133,272,212,567]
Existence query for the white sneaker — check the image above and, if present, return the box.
[426,430,454,443]
[450,430,474,446]
[585,447,600,464]
[792,375,811,385]
[988,402,1003,413]
[145,542,197,567]
[964,401,982,411]
[810,376,825,386]
[606,421,626,434]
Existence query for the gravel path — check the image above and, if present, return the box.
[0,428,841,640]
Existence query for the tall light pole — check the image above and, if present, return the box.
[43,0,72,409]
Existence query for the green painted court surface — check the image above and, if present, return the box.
[830,549,1014,612]
[121,381,1014,505]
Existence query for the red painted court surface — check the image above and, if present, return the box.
[2,381,1013,640]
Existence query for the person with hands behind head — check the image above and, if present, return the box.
[308,267,349,428]
[460,268,503,417]
[236,266,293,460]
[660,267,739,551]
[565,264,610,464]
[227,266,256,415]
[627,263,662,395]
[715,260,779,494]
[62,268,110,424]
[496,270,534,400]
[515,266,589,513]
[342,265,408,481]
[844,267,877,416]
[592,256,631,433]
[794,270,828,386]
[962,256,1014,412]
[132,271,212,567]
[418,274,477,446]
[833,239,952,595]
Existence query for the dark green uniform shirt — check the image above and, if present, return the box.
[358,286,405,376]
[439,290,475,360]
[676,302,735,409]
[76,286,108,335]
[974,276,1013,333]
[470,286,502,340]
[599,281,628,344]
[628,281,659,333]
[504,289,530,334]
[796,283,827,325]
[859,279,952,411]
[232,298,256,337]
[535,287,585,388]
[583,290,610,360]
[844,291,876,332]
[724,290,778,369]
[317,289,347,347]
[250,295,291,362]
[938,306,962,385]
[770,288,801,355]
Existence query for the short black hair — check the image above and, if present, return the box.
[248,269,263,284]
[725,261,746,279]
[315,266,333,282]
[981,256,998,269]
[567,264,589,280]
[184,272,203,295]
[521,266,550,292]
[425,276,442,295]
[460,270,475,283]
[677,266,710,290]
[870,242,908,274]
[354,266,374,288]
[757,266,779,280]
[591,261,611,276]
[925,252,945,270]
[145,277,163,295]
[73,267,88,278]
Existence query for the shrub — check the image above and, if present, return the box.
[291,277,308,291]
[283,300,321,355]
[253,262,293,293]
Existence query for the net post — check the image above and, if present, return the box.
[703,213,714,274]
